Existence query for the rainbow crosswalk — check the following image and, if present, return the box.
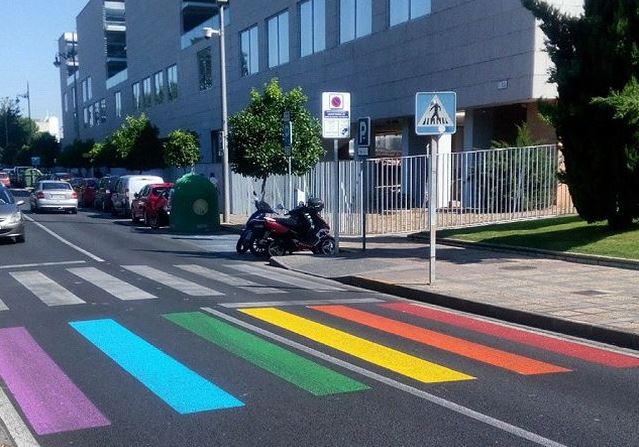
[0,301,637,442]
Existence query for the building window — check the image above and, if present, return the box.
[100,99,107,123]
[153,71,164,104]
[81,80,87,103]
[87,76,93,100]
[83,107,88,127]
[167,64,178,100]
[72,89,76,109]
[115,91,122,118]
[197,48,213,90]
[268,11,289,68]
[143,77,152,108]
[88,104,95,127]
[300,0,325,57]
[132,82,141,110]
[390,0,430,26]
[340,0,371,43]
[64,93,68,113]
[240,25,259,76]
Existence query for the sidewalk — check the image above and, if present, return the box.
[270,236,639,350]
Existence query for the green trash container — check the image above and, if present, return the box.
[170,173,220,233]
[23,168,43,188]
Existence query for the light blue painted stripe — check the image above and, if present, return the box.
[69,319,243,414]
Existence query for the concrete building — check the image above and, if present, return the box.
[35,116,60,141]
[56,0,583,164]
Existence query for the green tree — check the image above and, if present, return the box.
[89,135,122,168]
[228,78,324,194]
[163,129,201,172]
[28,132,60,168]
[522,0,639,228]
[58,139,94,173]
[0,99,38,165]
[111,114,164,173]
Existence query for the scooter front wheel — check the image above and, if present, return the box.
[236,232,251,254]
[317,236,336,256]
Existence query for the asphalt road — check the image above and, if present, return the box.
[0,196,637,447]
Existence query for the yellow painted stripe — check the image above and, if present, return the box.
[240,308,474,384]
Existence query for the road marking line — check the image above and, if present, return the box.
[0,327,110,435]
[202,307,567,447]
[164,312,369,396]
[23,216,105,262]
[9,271,85,306]
[226,264,345,292]
[220,298,384,308]
[70,319,243,413]
[239,307,473,384]
[68,267,156,301]
[312,306,570,375]
[175,264,286,295]
[122,265,223,296]
[382,303,639,368]
[0,261,86,270]
[0,387,40,447]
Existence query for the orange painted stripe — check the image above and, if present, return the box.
[311,305,571,376]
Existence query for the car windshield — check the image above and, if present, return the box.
[0,173,8,178]
[152,187,170,195]
[42,182,72,190]
[0,188,14,204]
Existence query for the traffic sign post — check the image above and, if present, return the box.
[322,92,351,254]
[357,117,371,251]
[282,113,293,209]
[415,92,457,285]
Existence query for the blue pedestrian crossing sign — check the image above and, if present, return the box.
[415,92,457,135]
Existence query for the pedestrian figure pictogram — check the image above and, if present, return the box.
[418,95,452,126]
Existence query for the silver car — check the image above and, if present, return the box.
[0,187,25,243]
[30,181,78,214]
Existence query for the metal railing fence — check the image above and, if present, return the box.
[230,144,575,235]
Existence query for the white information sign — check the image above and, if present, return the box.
[322,92,351,139]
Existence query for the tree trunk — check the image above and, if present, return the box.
[260,176,267,200]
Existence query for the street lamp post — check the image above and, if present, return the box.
[54,40,80,140]
[16,82,31,122]
[203,0,230,223]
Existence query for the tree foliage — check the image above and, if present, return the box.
[111,114,164,173]
[522,0,639,228]
[0,99,38,165]
[23,132,60,168]
[58,139,94,171]
[163,129,201,170]
[228,78,324,194]
[89,135,122,168]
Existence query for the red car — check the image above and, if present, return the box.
[0,173,10,187]
[78,178,98,208]
[131,182,173,228]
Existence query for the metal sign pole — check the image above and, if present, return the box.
[288,156,293,209]
[428,135,439,285]
[334,139,340,253]
[361,161,367,251]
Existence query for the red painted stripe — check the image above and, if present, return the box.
[381,303,639,368]
[311,305,569,375]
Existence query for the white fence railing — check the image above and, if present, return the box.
[230,145,576,235]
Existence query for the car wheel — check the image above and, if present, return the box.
[71,208,78,214]
[15,235,25,243]
[150,214,160,229]
[132,211,140,224]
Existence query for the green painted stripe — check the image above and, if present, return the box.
[163,312,369,396]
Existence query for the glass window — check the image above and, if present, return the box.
[0,188,14,204]
[88,103,95,127]
[153,71,164,104]
[390,0,430,26]
[197,48,213,90]
[115,91,122,118]
[240,25,259,76]
[64,93,68,113]
[81,80,87,102]
[132,82,141,110]
[268,11,289,68]
[87,76,93,100]
[83,107,88,127]
[340,0,371,43]
[72,88,76,108]
[100,99,107,123]
[143,77,152,107]
[167,64,178,100]
[300,0,325,57]
[42,182,72,190]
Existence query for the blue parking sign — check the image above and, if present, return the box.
[415,92,457,135]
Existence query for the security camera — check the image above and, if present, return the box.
[203,27,219,39]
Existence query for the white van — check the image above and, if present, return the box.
[111,175,164,217]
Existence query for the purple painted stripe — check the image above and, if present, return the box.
[0,327,110,435]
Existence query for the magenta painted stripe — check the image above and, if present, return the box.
[0,327,110,435]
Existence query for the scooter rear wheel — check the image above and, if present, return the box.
[250,235,269,257]
[318,236,336,255]
[267,240,287,257]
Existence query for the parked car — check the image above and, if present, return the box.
[0,172,10,188]
[111,175,164,217]
[52,172,73,182]
[30,181,78,214]
[131,183,173,227]
[0,186,25,243]
[93,176,119,211]
[77,178,98,207]
[9,166,30,187]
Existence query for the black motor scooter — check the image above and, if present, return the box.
[236,193,277,254]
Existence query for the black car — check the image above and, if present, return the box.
[93,176,119,211]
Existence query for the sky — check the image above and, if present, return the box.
[0,0,88,122]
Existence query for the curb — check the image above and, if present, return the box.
[408,234,639,271]
[269,257,639,351]
[337,276,639,351]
